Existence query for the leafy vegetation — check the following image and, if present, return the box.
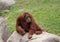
[1,0,60,36]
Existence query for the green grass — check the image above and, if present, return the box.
[1,0,60,36]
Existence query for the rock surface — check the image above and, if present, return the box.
[7,31,60,42]
[0,17,11,42]
[0,0,15,12]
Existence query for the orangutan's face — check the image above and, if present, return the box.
[24,14,31,23]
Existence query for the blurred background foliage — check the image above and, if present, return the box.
[1,0,60,36]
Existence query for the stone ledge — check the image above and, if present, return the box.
[7,31,60,42]
[0,17,10,42]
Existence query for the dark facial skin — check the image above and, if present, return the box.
[24,14,31,23]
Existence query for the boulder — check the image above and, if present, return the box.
[0,17,11,42]
[0,0,15,12]
[7,31,60,42]
[0,37,3,42]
